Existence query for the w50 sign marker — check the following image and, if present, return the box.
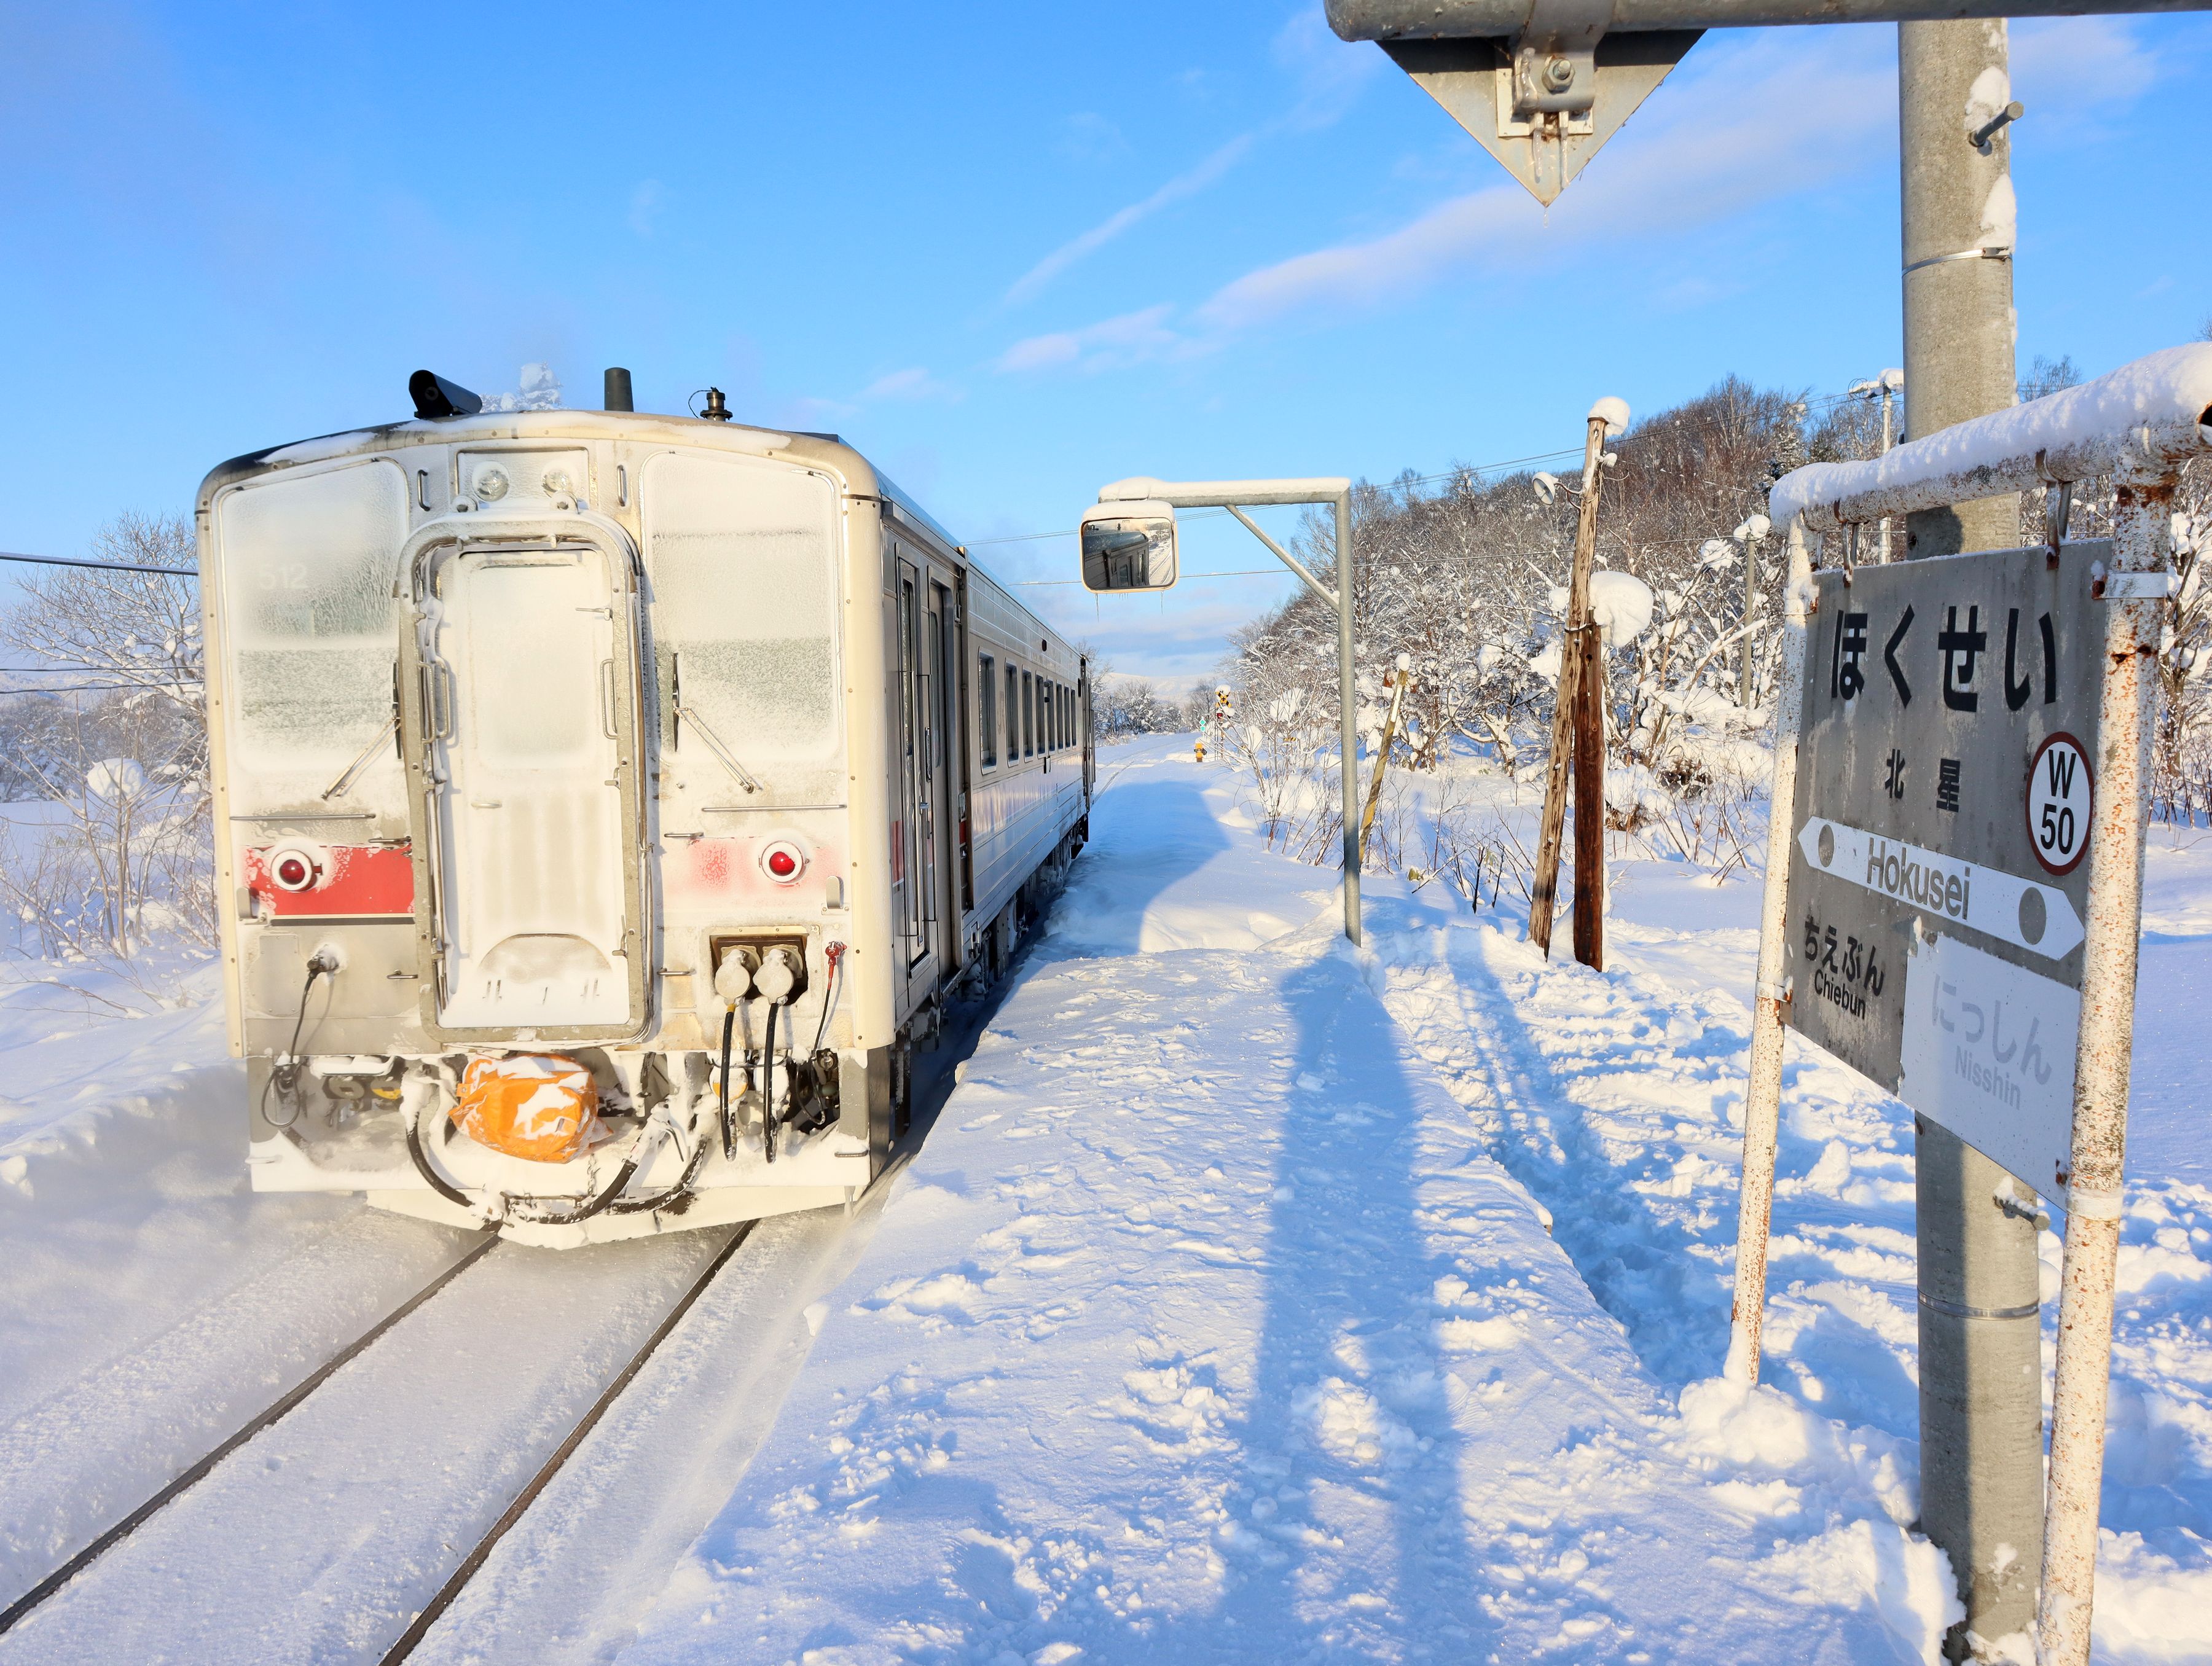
[2028,732,2093,876]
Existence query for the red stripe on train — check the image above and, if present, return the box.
[245,844,414,918]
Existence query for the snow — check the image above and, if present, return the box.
[1981,173,2018,246]
[598,741,2206,1664]
[82,759,144,801]
[1588,569,1655,647]
[1965,65,2012,131]
[1770,343,2212,528]
[3,740,2211,1660]
[1590,396,1631,438]
[477,362,565,413]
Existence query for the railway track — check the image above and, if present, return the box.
[0,971,984,1664]
[0,1221,758,1659]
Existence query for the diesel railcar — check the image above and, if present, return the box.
[198,372,1091,1246]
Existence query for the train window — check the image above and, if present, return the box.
[1005,663,1019,762]
[978,654,997,767]
[215,460,410,779]
[643,454,839,765]
[1022,670,1034,757]
[1040,679,1051,750]
[1049,681,1061,749]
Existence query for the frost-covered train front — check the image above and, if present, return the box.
[198,399,917,1247]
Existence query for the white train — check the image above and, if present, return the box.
[197,370,1091,1246]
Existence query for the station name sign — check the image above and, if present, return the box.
[1783,541,2107,1195]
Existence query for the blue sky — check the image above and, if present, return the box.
[2,1,2206,684]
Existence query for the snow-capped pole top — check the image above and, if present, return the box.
[1770,342,2212,534]
[1588,396,1630,439]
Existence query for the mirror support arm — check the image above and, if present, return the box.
[1225,505,1338,609]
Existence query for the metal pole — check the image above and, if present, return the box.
[1897,25,2041,1656]
[1900,20,2020,560]
[1335,489,1362,946]
[1108,476,1355,933]
[1724,514,1811,1383]
[2035,464,2170,1665]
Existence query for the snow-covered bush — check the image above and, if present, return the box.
[1223,671,1343,862]
[1093,675,1186,740]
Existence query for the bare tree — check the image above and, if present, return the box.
[0,512,215,964]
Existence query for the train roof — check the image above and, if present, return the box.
[195,405,1076,663]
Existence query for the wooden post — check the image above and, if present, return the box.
[1359,666,1411,848]
[1528,413,1610,958]
[1571,604,1606,971]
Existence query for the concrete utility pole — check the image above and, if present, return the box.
[1900,22,2020,557]
[1849,370,1904,560]
[1735,515,1767,708]
[1897,22,2043,1660]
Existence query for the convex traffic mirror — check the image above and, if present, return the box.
[1078,500,1179,592]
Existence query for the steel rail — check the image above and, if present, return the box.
[0,1231,501,1637]
[377,1218,761,1664]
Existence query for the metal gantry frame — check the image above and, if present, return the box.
[1096,475,1362,945]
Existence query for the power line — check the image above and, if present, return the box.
[0,681,201,694]
[962,389,1902,552]
[0,380,1902,582]
[1012,568,1284,587]
[0,550,194,577]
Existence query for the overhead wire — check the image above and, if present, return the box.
[0,550,194,577]
[0,680,203,695]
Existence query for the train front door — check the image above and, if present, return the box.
[406,532,648,1039]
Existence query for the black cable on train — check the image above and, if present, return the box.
[261,948,340,1132]
[719,1006,737,1162]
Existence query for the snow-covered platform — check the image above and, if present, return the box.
[615,741,1983,1664]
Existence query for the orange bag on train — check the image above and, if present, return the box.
[449,1054,609,1163]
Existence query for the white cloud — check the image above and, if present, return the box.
[788,366,959,425]
[855,366,959,403]
[1001,9,1382,309]
[1005,135,1257,308]
[1057,111,1131,165]
[997,304,1183,375]
[1194,29,1892,335]
[1269,4,1385,130]
[2010,17,2163,137]
[629,179,665,238]
[989,31,1898,376]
